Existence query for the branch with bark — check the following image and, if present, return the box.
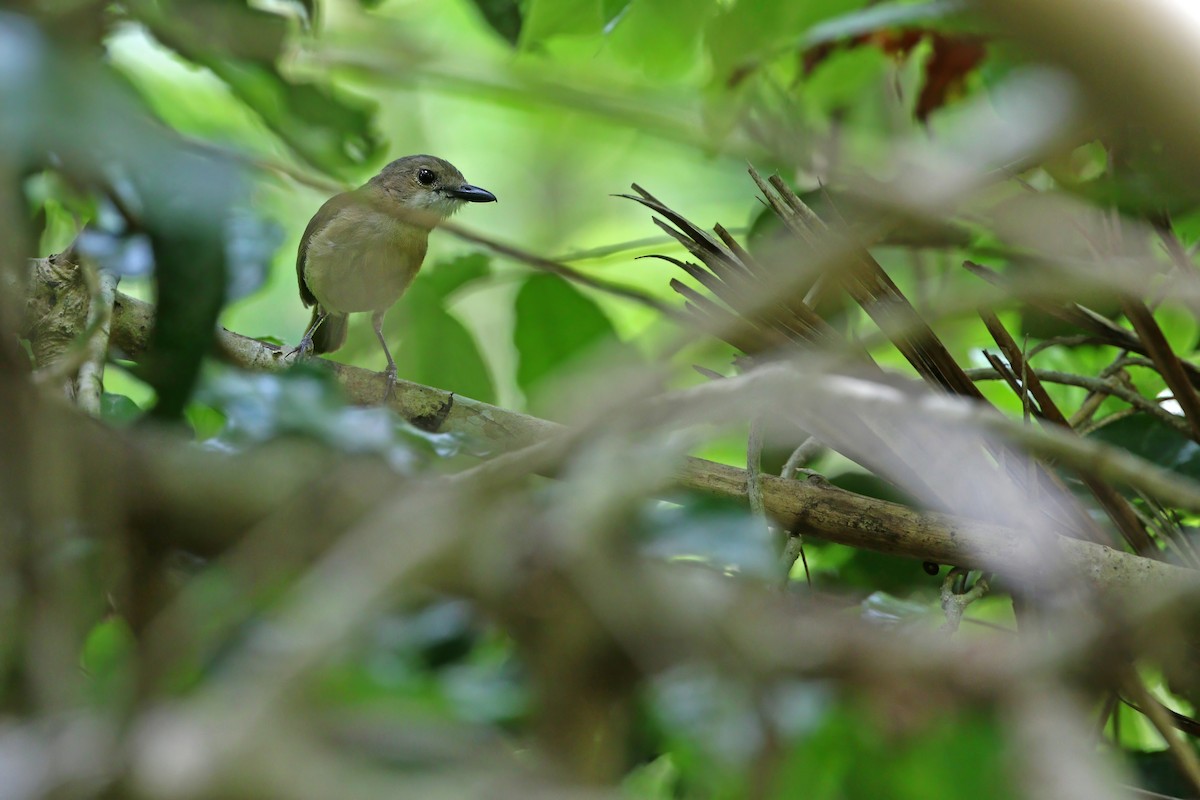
[18,255,1192,599]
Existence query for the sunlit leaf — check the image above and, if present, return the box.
[520,0,605,47]
[607,0,714,77]
[184,401,227,440]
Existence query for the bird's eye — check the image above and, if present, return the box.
[417,168,436,186]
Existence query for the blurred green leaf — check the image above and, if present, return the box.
[1089,414,1200,481]
[167,0,288,62]
[638,497,782,580]
[623,756,679,800]
[184,401,227,440]
[196,366,462,466]
[101,392,142,426]
[650,665,762,775]
[135,1,380,176]
[607,0,714,78]
[704,0,862,82]
[391,279,498,404]
[468,0,522,45]
[860,590,938,627]
[513,273,620,396]
[317,602,525,726]
[520,0,606,47]
[771,707,1013,800]
[803,0,969,46]
[81,617,136,709]
[1130,749,1200,798]
[423,252,492,297]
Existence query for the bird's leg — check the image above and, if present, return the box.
[290,311,328,360]
[371,309,397,401]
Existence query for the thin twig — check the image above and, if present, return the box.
[963,367,1191,437]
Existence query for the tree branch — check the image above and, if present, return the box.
[97,289,1200,598]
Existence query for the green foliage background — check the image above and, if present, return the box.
[11,0,1200,798]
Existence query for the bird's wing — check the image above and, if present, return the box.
[297,190,362,308]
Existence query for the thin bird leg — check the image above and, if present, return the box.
[290,310,328,359]
[371,309,398,401]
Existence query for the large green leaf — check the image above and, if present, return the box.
[137,0,379,177]
[513,273,621,395]
[391,280,498,405]
[607,0,714,77]
[520,0,606,47]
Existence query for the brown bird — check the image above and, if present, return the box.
[294,155,496,396]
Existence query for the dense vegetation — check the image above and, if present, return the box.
[7,1,1200,798]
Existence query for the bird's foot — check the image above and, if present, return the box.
[382,365,397,402]
[288,336,314,362]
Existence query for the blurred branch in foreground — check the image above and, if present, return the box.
[22,255,1195,599]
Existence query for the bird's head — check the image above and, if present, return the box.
[371,155,496,223]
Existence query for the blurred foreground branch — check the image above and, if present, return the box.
[74,275,1195,597]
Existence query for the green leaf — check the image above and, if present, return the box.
[201,59,380,177]
[623,756,679,799]
[860,591,937,627]
[520,0,605,47]
[101,392,142,427]
[196,367,458,465]
[184,402,227,440]
[391,280,497,404]
[1089,414,1200,481]
[607,0,714,78]
[803,0,969,47]
[704,0,862,82]
[423,252,492,298]
[513,274,620,395]
[638,496,783,580]
[467,0,523,45]
[138,1,380,177]
[771,707,1013,800]
[81,617,136,709]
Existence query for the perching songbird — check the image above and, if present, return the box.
[294,155,496,396]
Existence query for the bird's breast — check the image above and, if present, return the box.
[303,208,429,314]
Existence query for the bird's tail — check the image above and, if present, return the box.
[310,309,349,354]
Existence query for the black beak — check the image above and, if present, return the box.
[446,184,497,203]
